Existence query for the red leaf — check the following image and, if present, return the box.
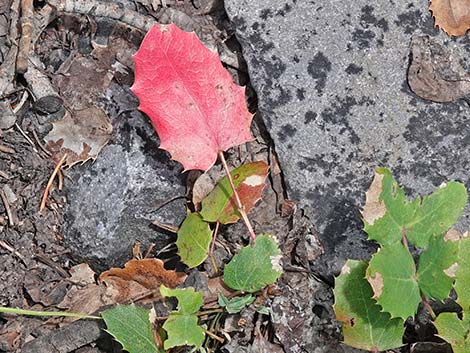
[131,24,253,171]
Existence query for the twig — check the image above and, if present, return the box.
[31,128,52,156]
[218,151,256,241]
[0,145,16,154]
[14,123,39,153]
[151,220,178,233]
[0,189,14,227]
[0,171,11,179]
[0,240,26,265]
[16,0,34,73]
[203,329,224,343]
[12,90,29,113]
[209,222,220,274]
[40,154,67,211]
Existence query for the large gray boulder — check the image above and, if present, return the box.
[225,0,470,276]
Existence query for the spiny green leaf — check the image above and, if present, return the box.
[160,285,203,314]
[417,234,458,301]
[434,312,470,353]
[223,234,282,293]
[162,315,204,350]
[333,260,405,351]
[102,304,159,353]
[366,242,420,319]
[200,161,269,224]
[453,235,470,310]
[218,293,255,314]
[363,168,467,247]
[176,212,212,268]
[160,285,204,349]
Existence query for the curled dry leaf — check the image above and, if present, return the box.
[407,35,470,103]
[132,24,253,171]
[430,0,470,36]
[99,258,187,302]
[362,171,385,225]
[45,107,113,167]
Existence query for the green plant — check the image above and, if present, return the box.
[334,167,470,353]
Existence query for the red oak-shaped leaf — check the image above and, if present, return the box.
[131,24,253,171]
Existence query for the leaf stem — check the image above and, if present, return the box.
[203,328,225,343]
[0,306,101,320]
[209,222,220,274]
[218,151,256,241]
[421,296,436,320]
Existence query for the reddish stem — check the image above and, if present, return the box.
[218,151,256,241]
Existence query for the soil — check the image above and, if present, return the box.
[0,1,451,353]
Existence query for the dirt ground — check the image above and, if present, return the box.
[0,1,339,352]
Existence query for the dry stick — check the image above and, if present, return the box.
[0,240,26,265]
[0,189,14,227]
[40,154,67,211]
[203,329,225,344]
[209,221,220,273]
[16,0,34,74]
[218,151,256,241]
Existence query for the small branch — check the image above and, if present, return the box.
[209,222,220,274]
[203,328,225,343]
[16,0,34,73]
[0,189,14,227]
[0,306,101,320]
[218,151,256,241]
[197,308,224,317]
[40,154,67,211]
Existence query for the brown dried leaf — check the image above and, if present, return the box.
[69,263,96,285]
[362,171,386,225]
[408,35,470,103]
[45,107,112,167]
[430,0,470,36]
[99,258,186,292]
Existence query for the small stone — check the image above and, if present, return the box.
[0,101,16,130]
[34,95,64,115]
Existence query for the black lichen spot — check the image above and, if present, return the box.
[231,16,247,31]
[395,8,438,35]
[247,32,275,55]
[276,3,292,16]
[351,29,375,49]
[360,5,389,32]
[345,63,363,75]
[304,111,317,124]
[297,88,306,101]
[252,22,259,30]
[320,95,375,144]
[277,123,297,142]
[260,9,273,20]
[293,55,300,63]
[307,52,332,95]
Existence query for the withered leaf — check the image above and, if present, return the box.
[430,0,470,36]
[407,35,470,103]
[45,107,113,166]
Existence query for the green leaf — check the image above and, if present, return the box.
[160,285,203,314]
[176,213,212,268]
[453,236,470,310]
[218,293,255,314]
[257,306,270,315]
[434,312,470,353]
[366,242,420,319]
[363,168,467,247]
[200,162,269,224]
[102,304,159,353]
[160,285,204,349]
[333,260,405,351]
[417,234,458,301]
[223,234,282,293]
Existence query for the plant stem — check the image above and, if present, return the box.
[0,306,101,320]
[209,222,220,274]
[421,296,436,320]
[218,151,256,241]
[203,328,225,343]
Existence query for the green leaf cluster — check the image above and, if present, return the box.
[334,167,470,352]
[177,162,268,268]
[160,285,205,349]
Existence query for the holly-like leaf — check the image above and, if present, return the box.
[366,242,421,319]
[452,235,470,310]
[363,168,467,247]
[218,293,255,314]
[102,304,159,353]
[176,213,212,268]
[333,260,405,352]
[160,285,204,349]
[131,24,253,171]
[434,312,470,353]
[429,0,470,37]
[200,161,269,224]
[417,234,458,301]
[223,234,282,293]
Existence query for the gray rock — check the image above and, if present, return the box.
[225,1,470,277]
[64,84,186,269]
